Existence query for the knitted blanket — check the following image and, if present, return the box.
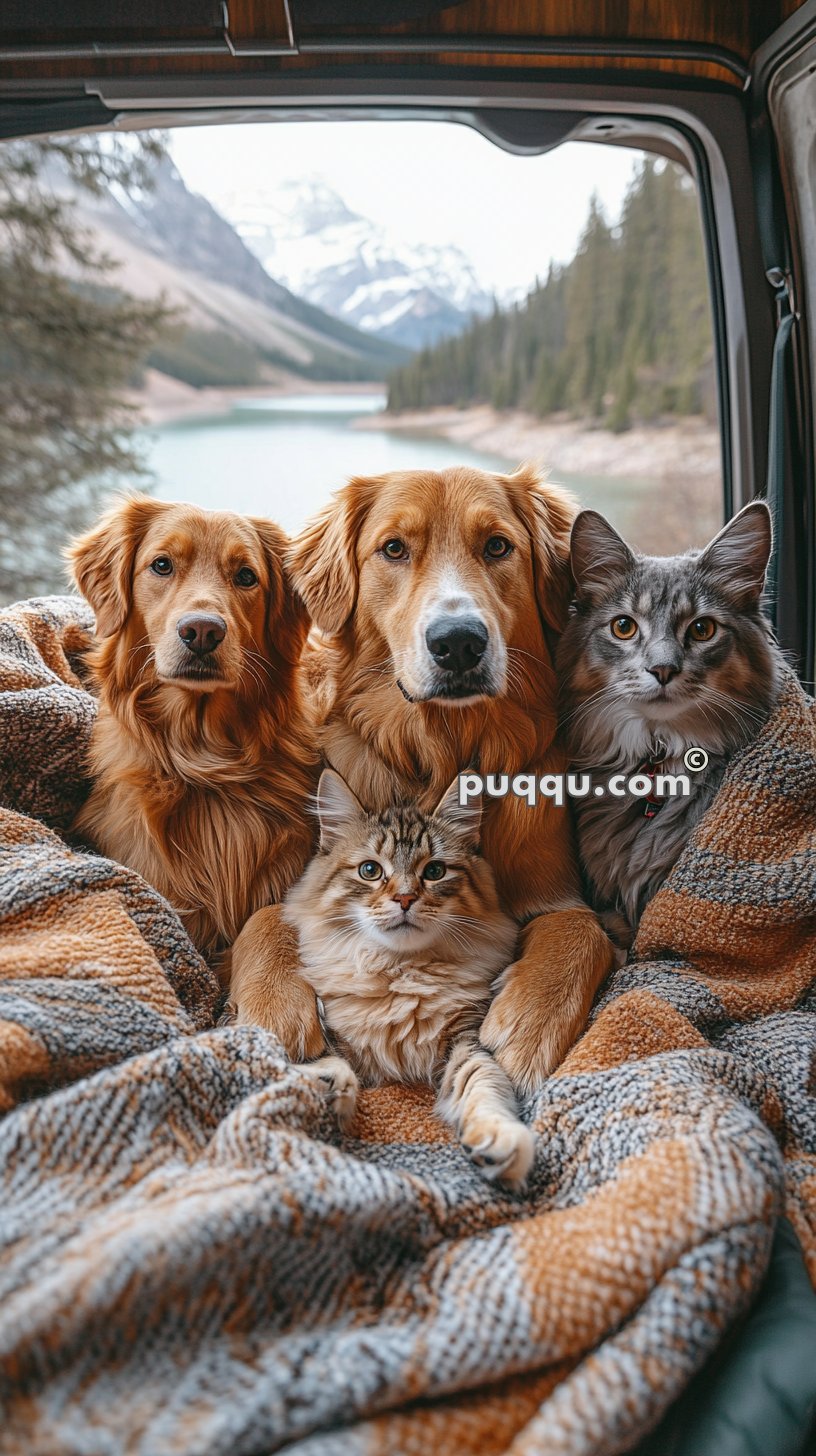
[1,596,814,1456]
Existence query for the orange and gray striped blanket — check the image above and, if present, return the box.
[1,596,815,1456]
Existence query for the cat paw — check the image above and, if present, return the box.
[460,1116,535,1192]
[297,1056,359,1131]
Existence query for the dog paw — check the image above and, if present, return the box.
[480,966,590,1097]
[297,1056,359,1130]
[460,1115,535,1192]
[480,909,616,1097]
[235,973,326,1062]
[479,974,563,1096]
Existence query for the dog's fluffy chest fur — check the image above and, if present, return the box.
[77,712,314,955]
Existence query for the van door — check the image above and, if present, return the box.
[752,2,816,683]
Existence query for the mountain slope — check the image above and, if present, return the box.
[220,178,493,352]
[71,157,407,384]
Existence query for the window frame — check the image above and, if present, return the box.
[0,72,790,644]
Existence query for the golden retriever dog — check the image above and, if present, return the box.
[68,495,316,958]
[229,465,616,1093]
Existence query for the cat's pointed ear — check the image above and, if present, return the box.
[315,769,363,849]
[699,501,772,604]
[570,510,634,599]
[433,777,483,848]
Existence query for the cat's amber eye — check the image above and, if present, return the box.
[150,556,173,576]
[689,617,717,642]
[422,860,447,881]
[610,615,638,640]
[358,860,383,881]
[484,535,513,559]
[382,539,407,560]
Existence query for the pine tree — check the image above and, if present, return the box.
[386,160,715,430]
[0,134,172,602]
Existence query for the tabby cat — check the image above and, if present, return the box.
[283,769,534,1190]
[557,501,782,932]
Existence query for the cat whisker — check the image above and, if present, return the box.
[702,685,767,721]
[559,684,623,726]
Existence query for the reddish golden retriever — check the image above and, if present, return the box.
[229,465,615,1092]
[69,495,316,958]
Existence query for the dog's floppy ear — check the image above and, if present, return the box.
[250,516,310,665]
[66,494,165,637]
[287,476,381,636]
[504,462,577,633]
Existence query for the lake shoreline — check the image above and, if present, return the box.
[141,382,722,552]
[133,373,721,494]
[353,404,722,485]
[132,369,387,428]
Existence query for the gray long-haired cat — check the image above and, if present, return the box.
[283,769,534,1191]
[557,502,782,932]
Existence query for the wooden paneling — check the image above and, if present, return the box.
[0,1,807,89]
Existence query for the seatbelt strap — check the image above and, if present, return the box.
[764,266,795,613]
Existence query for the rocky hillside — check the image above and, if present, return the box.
[66,156,407,386]
[220,178,493,352]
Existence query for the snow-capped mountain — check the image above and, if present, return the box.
[218,179,494,351]
[64,156,406,385]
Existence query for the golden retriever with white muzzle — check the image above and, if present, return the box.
[229,465,615,1093]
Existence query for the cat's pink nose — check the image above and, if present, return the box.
[394,893,418,912]
[648,663,679,685]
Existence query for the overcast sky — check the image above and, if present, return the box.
[170,121,639,296]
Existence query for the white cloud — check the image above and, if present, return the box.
[170,120,639,296]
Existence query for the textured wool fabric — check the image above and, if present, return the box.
[0,596,814,1456]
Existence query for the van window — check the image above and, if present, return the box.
[0,121,723,603]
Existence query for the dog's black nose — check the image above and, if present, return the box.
[177,613,227,656]
[647,663,678,686]
[425,616,488,674]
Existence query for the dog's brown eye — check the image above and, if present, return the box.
[422,860,446,881]
[485,536,512,559]
[689,617,716,642]
[150,557,173,577]
[382,539,407,560]
[359,860,383,881]
[235,567,258,588]
[611,616,638,640]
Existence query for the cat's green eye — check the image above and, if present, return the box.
[358,860,383,881]
[610,615,638,640]
[689,617,717,642]
[422,860,447,881]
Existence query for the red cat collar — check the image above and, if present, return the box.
[636,757,666,819]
